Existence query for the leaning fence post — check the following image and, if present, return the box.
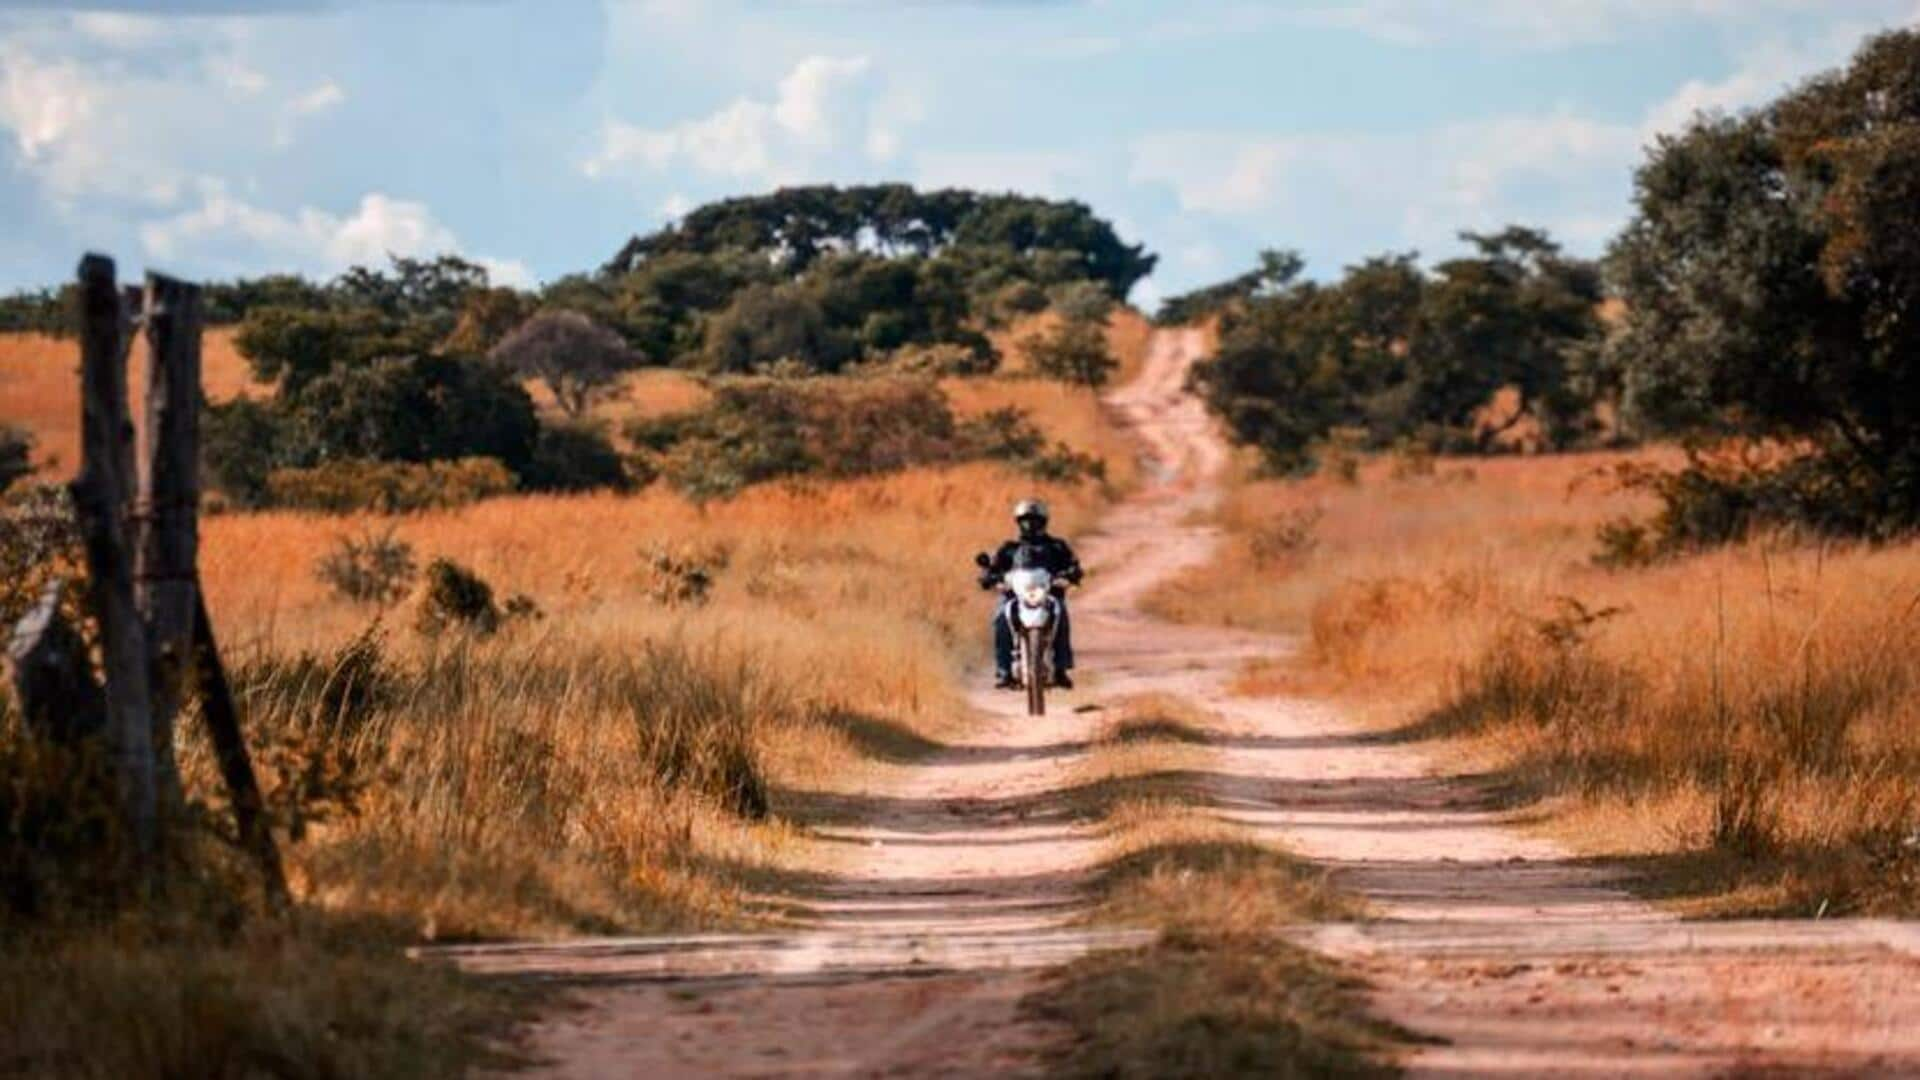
[192,593,289,907]
[70,253,157,858]
[137,272,201,810]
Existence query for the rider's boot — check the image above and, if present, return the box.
[994,671,1018,690]
[1052,670,1074,690]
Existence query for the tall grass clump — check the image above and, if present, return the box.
[216,629,793,938]
[1174,449,1920,914]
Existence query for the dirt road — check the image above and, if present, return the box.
[439,329,1920,1077]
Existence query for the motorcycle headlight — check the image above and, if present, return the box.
[1022,584,1049,606]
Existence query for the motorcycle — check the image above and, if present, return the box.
[975,550,1067,717]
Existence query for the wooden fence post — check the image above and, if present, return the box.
[69,253,157,858]
[137,272,201,810]
[192,594,289,907]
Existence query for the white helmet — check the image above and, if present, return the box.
[1013,498,1049,523]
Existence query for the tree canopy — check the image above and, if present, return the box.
[601,184,1156,299]
[1190,231,1605,472]
[1607,28,1920,536]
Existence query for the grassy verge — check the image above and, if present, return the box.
[1,915,527,1079]
[1023,696,1404,1078]
[1,333,1150,1074]
[1150,449,1920,917]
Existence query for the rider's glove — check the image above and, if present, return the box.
[977,572,998,591]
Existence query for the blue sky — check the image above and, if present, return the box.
[1,1,1914,307]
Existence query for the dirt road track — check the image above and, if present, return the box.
[436,329,1920,1078]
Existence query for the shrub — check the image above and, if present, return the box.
[698,283,850,374]
[266,458,517,514]
[882,341,997,376]
[640,542,729,607]
[201,399,289,508]
[1023,317,1117,388]
[412,558,502,637]
[285,354,540,476]
[0,426,31,495]
[314,527,417,605]
[522,423,632,493]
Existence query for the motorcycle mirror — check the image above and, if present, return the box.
[973,552,991,568]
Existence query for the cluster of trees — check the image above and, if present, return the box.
[174,185,1145,508]
[205,255,624,507]
[556,184,1151,374]
[1182,28,1920,544]
[1602,28,1920,541]
[1188,230,1605,472]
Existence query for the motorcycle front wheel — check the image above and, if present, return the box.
[1022,627,1047,716]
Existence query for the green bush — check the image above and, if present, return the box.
[0,426,32,496]
[1023,318,1116,388]
[522,423,632,494]
[1605,30,1920,539]
[412,558,502,637]
[266,458,517,514]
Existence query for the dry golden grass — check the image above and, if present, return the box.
[942,374,1141,494]
[3,333,1136,1073]
[0,330,262,480]
[0,916,527,1078]
[1167,448,1920,915]
[576,366,713,428]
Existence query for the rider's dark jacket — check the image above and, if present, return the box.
[982,534,1083,594]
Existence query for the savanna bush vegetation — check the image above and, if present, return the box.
[627,376,1106,500]
[1601,28,1920,547]
[1186,230,1607,473]
[1159,29,1920,915]
[125,184,1149,511]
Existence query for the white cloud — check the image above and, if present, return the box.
[69,13,170,49]
[1130,110,1642,262]
[1128,17,1901,268]
[584,52,903,184]
[0,43,96,163]
[274,80,345,147]
[1638,28,1879,140]
[141,184,529,285]
[1297,0,1884,49]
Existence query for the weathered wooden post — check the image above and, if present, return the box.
[69,253,158,858]
[137,271,201,809]
[193,594,289,907]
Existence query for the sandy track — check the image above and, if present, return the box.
[439,330,1920,1078]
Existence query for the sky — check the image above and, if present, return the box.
[1,1,1915,308]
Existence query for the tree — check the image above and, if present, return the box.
[1190,234,1605,471]
[1024,317,1117,389]
[488,310,642,417]
[1156,250,1304,325]
[1419,228,1603,450]
[601,184,1156,298]
[698,284,849,373]
[232,306,427,394]
[443,286,535,355]
[285,354,540,474]
[1607,28,1920,535]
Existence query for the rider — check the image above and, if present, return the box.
[979,499,1083,690]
